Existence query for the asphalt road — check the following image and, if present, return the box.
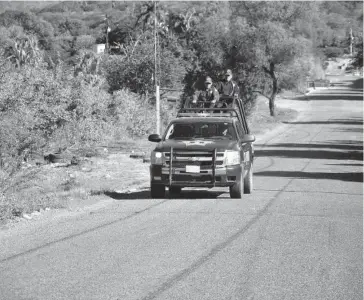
[1,75,363,300]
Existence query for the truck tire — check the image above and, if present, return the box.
[151,183,165,198]
[244,163,253,194]
[169,186,182,195]
[229,169,244,199]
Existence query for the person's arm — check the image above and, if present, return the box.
[210,87,220,108]
[192,90,200,103]
[233,82,240,98]
[214,81,222,94]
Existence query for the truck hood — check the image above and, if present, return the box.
[154,139,239,152]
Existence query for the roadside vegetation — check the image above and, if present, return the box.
[0,1,362,221]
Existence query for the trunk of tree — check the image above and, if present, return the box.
[263,62,278,116]
[269,75,278,116]
[145,90,149,103]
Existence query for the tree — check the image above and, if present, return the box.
[4,35,43,68]
[73,35,96,51]
[352,36,363,68]
[103,30,186,96]
[179,3,232,98]
[73,50,101,78]
[0,10,54,49]
[58,18,87,36]
[168,8,198,46]
[134,1,168,34]
[256,22,310,116]
[228,1,317,116]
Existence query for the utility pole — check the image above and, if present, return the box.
[105,14,111,54]
[154,1,160,135]
[350,27,354,56]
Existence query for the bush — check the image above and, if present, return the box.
[111,90,155,137]
[102,45,154,95]
[323,46,345,59]
[0,64,72,174]
[74,35,96,51]
[48,77,114,150]
[103,32,187,96]
[0,52,175,180]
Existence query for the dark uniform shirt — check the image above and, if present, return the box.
[193,87,220,108]
[216,80,240,97]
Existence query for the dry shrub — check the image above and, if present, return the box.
[0,192,17,221]
[48,78,115,150]
[0,56,178,220]
[0,166,68,220]
[111,90,155,138]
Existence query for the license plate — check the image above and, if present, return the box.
[186,165,200,173]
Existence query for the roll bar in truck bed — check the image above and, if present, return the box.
[178,97,250,134]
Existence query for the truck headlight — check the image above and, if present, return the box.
[151,151,163,165]
[224,150,240,166]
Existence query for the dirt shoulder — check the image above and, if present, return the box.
[0,93,310,229]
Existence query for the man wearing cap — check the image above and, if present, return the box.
[216,69,240,99]
[192,76,219,108]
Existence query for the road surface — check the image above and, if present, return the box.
[0,75,362,300]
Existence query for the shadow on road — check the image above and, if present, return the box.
[351,78,364,89]
[255,138,363,182]
[171,189,226,199]
[104,190,151,199]
[306,94,363,101]
[326,89,364,93]
[331,82,350,86]
[255,170,363,183]
[255,142,363,151]
[326,163,363,167]
[336,128,363,133]
[255,147,363,161]
[256,149,363,160]
[283,118,363,126]
[290,76,363,102]
[104,189,227,200]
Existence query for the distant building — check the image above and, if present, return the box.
[93,43,121,54]
[94,44,106,54]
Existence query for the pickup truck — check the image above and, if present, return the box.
[148,97,255,199]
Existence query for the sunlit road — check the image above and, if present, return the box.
[1,76,362,300]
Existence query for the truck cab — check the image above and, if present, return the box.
[148,98,255,199]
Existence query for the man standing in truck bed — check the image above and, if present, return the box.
[192,76,219,108]
[216,69,240,99]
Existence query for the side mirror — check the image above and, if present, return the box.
[242,134,255,143]
[148,134,162,142]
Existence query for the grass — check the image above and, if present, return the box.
[0,164,75,221]
[248,95,299,136]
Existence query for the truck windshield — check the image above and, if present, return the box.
[165,122,236,140]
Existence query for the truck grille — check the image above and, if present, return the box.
[163,150,224,174]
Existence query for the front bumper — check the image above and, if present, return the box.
[150,164,243,187]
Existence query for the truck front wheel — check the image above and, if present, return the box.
[169,186,182,195]
[244,163,253,194]
[229,170,244,199]
[151,183,165,198]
